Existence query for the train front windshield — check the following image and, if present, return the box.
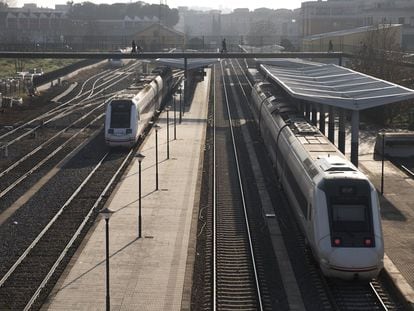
[110,101,132,128]
[331,204,369,232]
[324,180,375,248]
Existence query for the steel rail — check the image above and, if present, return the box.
[370,282,389,311]
[212,63,217,311]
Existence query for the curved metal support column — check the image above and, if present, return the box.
[319,104,326,135]
[338,109,346,154]
[184,57,188,115]
[305,102,310,120]
[311,104,318,126]
[328,106,335,144]
[350,110,359,167]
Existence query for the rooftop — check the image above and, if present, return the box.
[260,62,414,110]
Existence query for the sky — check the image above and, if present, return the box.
[16,0,304,11]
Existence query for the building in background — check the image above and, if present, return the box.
[301,0,414,50]
[0,3,178,50]
[175,6,301,50]
[302,23,402,53]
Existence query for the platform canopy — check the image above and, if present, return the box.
[155,58,219,70]
[260,63,414,110]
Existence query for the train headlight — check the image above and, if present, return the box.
[108,129,114,134]
[332,238,341,247]
[126,128,132,134]
[364,238,372,247]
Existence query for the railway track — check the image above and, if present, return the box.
[325,276,402,310]
[212,60,263,310]
[0,146,133,310]
[0,63,140,219]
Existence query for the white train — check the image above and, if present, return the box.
[250,73,384,280]
[105,67,172,147]
[108,47,133,67]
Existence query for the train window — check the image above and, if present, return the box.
[110,101,132,128]
[331,204,369,232]
[332,204,365,222]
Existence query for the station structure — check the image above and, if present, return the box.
[1,51,414,308]
[259,59,414,166]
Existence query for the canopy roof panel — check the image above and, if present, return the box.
[155,58,219,70]
[261,63,414,110]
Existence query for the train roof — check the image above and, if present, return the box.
[254,82,342,162]
[110,74,158,101]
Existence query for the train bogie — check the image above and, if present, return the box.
[250,69,384,280]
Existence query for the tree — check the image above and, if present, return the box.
[280,38,295,51]
[1,0,17,9]
[350,24,414,127]
[67,1,179,27]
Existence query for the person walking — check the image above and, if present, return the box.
[221,38,227,53]
[328,40,333,52]
[131,40,137,53]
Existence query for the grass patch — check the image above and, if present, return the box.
[0,59,78,78]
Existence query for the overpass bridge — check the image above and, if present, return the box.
[0,51,344,61]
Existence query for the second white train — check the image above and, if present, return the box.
[105,67,172,147]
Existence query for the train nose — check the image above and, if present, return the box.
[325,248,383,279]
[329,248,378,268]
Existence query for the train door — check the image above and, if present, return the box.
[306,201,313,238]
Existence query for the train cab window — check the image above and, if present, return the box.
[329,202,375,247]
[324,179,375,247]
[331,204,368,231]
[110,101,132,128]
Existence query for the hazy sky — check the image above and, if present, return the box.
[17,0,304,11]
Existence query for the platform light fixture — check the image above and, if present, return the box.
[173,95,177,140]
[153,123,161,190]
[135,153,145,238]
[99,207,115,311]
[165,106,170,159]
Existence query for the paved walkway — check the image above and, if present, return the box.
[341,127,414,308]
[41,70,210,310]
[359,153,414,308]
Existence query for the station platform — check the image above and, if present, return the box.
[41,70,210,310]
[358,152,414,308]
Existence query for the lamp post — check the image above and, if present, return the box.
[153,123,161,190]
[179,85,182,124]
[135,153,145,238]
[166,106,170,159]
[99,207,114,311]
[173,95,177,140]
[381,132,385,195]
